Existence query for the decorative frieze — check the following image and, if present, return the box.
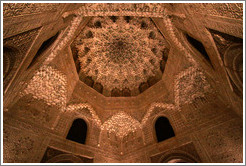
[3,3,59,18]
[63,3,167,18]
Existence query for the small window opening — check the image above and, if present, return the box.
[66,119,87,144]
[155,117,175,142]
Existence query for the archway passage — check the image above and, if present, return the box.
[155,117,175,142]
[66,119,87,144]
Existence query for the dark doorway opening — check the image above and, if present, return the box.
[66,119,87,144]
[155,117,175,142]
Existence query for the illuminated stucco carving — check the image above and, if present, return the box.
[66,103,102,127]
[23,65,67,110]
[141,103,175,126]
[73,16,169,93]
[101,111,141,139]
[2,3,243,163]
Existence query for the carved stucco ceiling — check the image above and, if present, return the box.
[71,16,170,97]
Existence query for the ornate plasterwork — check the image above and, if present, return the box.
[101,111,141,139]
[66,103,102,127]
[73,16,168,92]
[63,3,167,18]
[189,3,243,20]
[141,67,212,127]
[141,103,175,126]
[3,126,37,163]
[45,3,198,81]
[174,67,212,108]
[3,3,59,18]
[162,16,198,67]
[198,119,243,162]
[3,28,40,90]
[43,16,83,65]
[23,65,67,110]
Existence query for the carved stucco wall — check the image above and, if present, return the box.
[197,118,243,163]
[3,125,43,163]
[3,3,59,18]
[187,3,243,20]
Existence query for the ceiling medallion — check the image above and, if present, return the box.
[71,16,169,96]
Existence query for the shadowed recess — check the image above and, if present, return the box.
[27,31,59,69]
[185,34,212,67]
[155,117,175,142]
[66,119,87,144]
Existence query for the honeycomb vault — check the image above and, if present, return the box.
[3,3,243,163]
[71,16,169,97]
